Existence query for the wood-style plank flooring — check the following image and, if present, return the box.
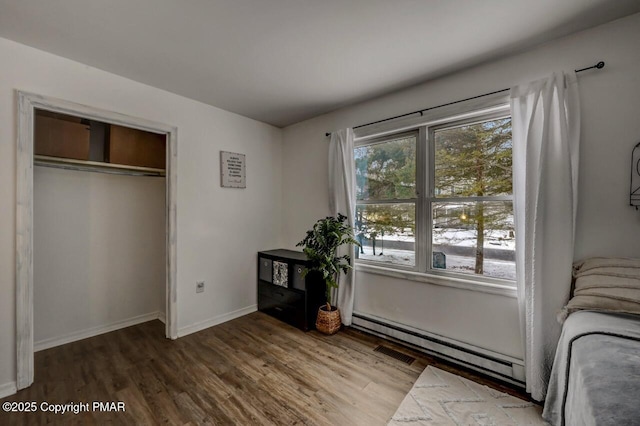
[1,312,528,425]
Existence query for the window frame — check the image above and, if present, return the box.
[354,129,421,272]
[354,105,516,288]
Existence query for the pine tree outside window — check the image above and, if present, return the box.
[355,131,417,267]
[354,109,515,284]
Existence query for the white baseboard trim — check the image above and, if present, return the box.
[352,312,525,386]
[0,381,17,399]
[34,311,164,352]
[158,311,166,324]
[178,305,257,337]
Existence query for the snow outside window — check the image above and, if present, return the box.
[354,112,515,284]
[355,132,417,267]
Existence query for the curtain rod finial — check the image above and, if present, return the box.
[596,61,605,69]
[326,132,332,137]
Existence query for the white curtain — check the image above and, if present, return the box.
[328,128,357,325]
[510,72,581,401]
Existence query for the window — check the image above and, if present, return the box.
[355,132,417,267]
[355,110,515,284]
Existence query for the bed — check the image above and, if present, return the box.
[543,257,640,426]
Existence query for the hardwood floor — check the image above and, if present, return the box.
[1,312,529,425]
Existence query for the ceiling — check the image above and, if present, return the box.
[1,1,639,128]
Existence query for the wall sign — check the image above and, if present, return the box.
[220,151,246,188]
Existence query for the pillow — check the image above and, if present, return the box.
[573,257,640,276]
[563,257,640,318]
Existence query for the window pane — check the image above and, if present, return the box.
[355,134,416,201]
[431,201,514,280]
[434,118,512,198]
[355,203,415,266]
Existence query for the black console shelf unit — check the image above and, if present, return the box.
[257,249,326,331]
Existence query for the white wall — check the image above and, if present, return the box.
[0,37,283,391]
[282,13,640,360]
[34,167,165,348]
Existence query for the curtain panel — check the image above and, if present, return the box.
[510,72,581,401]
[328,128,357,325]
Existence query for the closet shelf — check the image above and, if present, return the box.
[34,155,166,177]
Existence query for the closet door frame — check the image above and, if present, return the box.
[16,91,178,390]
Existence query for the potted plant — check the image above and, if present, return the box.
[297,213,360,334]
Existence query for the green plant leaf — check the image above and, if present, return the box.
[297,213,361,305]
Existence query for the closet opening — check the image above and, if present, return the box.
[16,92,178,390]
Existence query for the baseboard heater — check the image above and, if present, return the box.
[351,312,525,387]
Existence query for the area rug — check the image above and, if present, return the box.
[388,366,546,425]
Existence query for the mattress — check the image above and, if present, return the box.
[543,310,640,426]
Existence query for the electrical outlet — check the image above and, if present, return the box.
[196,281,205,293]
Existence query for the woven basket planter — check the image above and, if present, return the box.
[316,306,341,335]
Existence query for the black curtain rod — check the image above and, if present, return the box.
[325,61,605,137]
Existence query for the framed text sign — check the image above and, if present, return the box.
[220,151,246,188]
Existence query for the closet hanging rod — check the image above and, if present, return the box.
[34,155,166,177]
[325,61,605,137]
